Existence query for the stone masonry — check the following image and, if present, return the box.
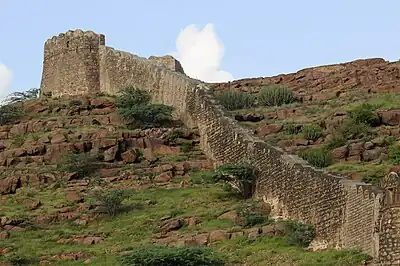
[40,29,400,265]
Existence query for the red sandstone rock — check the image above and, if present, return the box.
[332,146,349,161]
[66,191,83,203]
[208,230,229,243]
[255,124,282,137]
[160,219,183,232]
[103,145,118,162]
[0,176,21,195]
[89,98,115,109]
[378,110,400,126]
[51,133,67,144]
[154,172,172,183]
[0,231,9,239]
[218,210,238,221]
[121,149,140,163]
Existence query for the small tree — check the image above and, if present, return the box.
[57,152,100,179]
[0,104,24,125]
[94,189,134,216]
[117,86,174,128]
[213,162,258,199]
[3,88,40,104]
[117,86,151,107]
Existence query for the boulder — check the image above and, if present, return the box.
[255,124,282,137]
[0,176,21,195]
[235,113,264,122]
[378,110,400,126]
[208,230,229,243]
[160,219,183,232]
[331,146,349,161]
[66,191,83,203]
[121,149,140,163]
[103,146,118,162]
[218,210,238,222]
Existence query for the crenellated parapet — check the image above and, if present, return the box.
[43,29,105,59]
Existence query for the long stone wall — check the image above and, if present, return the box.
[98,44,385,255]
[41,30,400,264]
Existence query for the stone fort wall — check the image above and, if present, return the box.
[40,29,400,264]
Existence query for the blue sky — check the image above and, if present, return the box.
[1,0,400,98]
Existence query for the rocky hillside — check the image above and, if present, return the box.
[211,58,400,184]
[0,92,372,265]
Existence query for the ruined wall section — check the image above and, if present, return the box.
[40,30,105,98]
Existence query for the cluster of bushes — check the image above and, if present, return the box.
[217,91,256,110]
[298,148,333,168]
[117,219,315,266]
[0,104,24,126]
[213,162,258,199]
[118,246,225,266]
[117,86,174,128]
[217,85,295,110]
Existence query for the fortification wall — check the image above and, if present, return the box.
[378,206,400,264]
[40,30,105,98]
[41,30,400,262]
[97,43,384,256]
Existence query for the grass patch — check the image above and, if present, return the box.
[0,176,372,266]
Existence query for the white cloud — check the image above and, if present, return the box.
[173,23,234,83]
[0,63,12,101]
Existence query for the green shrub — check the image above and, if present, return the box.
[213,162,258,199]
[299,148,333,168]
[339,120,372,140]
[117,86,151,107]
[258,85,295,107]
[283,123,301,135]
[94,189,134,217]
[389,144,400,165]
[5,254,40,266]
[180,142,193,153]
[301,125,323,141]
[217,91,256,110]
[118,246,225,266]
[57,152,100,179]
[118,104,173,128]
[0,105,24,125]
[190,171,217,185]
[348,103,379,126]
[282,220,316,247]
[236,201,271,228]
[117,86,173,128]
[324,137,347,150]
[165,129,185,145]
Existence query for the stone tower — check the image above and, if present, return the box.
[40,30,105,98]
